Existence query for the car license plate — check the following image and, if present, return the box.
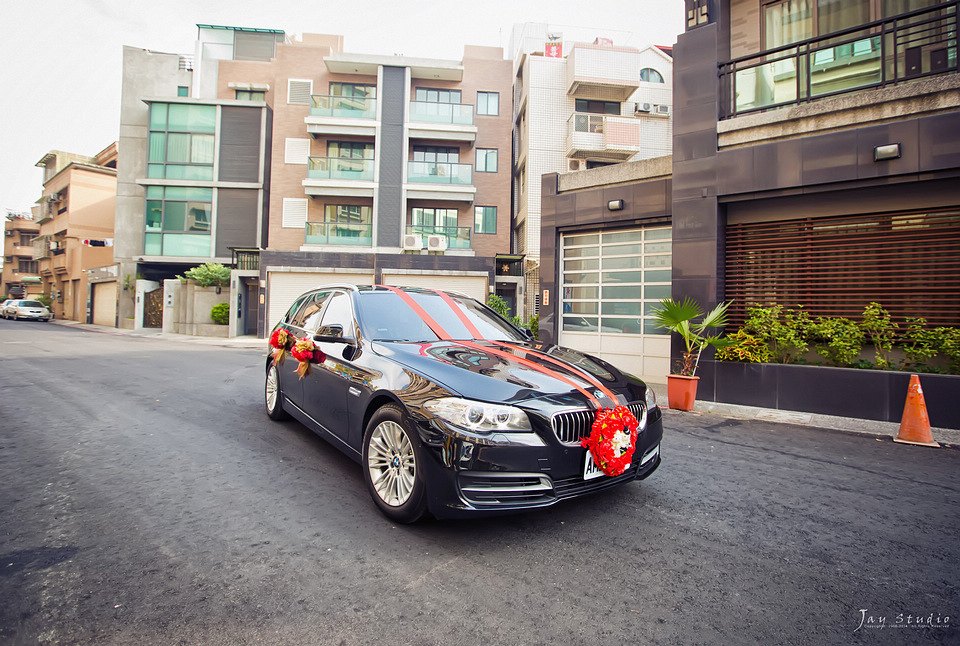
[583,451,604,480]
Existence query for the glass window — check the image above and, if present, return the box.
[640,68,664,83]
[177,86,189,97]
[143,187,213,257]
[474,206,497,234]
[575,99,620,115]
[477,92,499,115]
[236,90,265,101]
[415,88,461,103]
[475,149,498,173]
[329,83,376,98]
[318,291,354,336]
[412,146,459,163]
[327,141,374,159]
[765,0,813,48]
[146,102,216,180]
[412,207,458,229]
[291,291,332,330]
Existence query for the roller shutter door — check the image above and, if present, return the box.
[382,274,487,302]
[267,271,374,331]
[92,282,118,327]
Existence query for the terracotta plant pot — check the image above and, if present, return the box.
[667,374,700,411]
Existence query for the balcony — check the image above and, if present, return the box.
[408,101,477,143]
[305,95,377,137]
[304,221,373,247]
[566,44,643,101]
[302,157,376,198]
[231,248,260,271]
[720,3,959,119]
[406,161,476,202]
[566,113,644,161]
[53,253,68,274]
[405,225,472,250]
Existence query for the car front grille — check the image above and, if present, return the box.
[551,402,646,445]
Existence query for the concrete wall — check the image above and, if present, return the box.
[163,279,230,337]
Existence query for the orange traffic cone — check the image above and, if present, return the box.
[894,374,939,448]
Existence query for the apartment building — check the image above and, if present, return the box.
[510,22,674,318]
[117,25,512,337]
[537,0,960,399]
[2,215,42,299]
[115,29,273,334]
[29,145,118,322]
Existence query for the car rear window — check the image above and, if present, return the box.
[357,290,523,342]
[20,301,43,307]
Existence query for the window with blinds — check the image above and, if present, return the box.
[725,209,960,326]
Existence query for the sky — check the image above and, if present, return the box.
[0,0,684,216]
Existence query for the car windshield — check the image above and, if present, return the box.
[357,290,525,342]
[20,301,43,307]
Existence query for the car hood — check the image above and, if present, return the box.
[371,339,632,409]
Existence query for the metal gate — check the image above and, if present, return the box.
[143,288,163,328]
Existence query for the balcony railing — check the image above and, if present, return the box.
[566,113,645,160]
[310,95,376,119]
[231,248,260,270]
[308,156,375,181]
[406,225,472,250]
[304,221,373,246]
[720,2,959,119]
[407,161,473,185]
[409,101,475,125]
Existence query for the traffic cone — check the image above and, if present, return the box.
[894,374,939,448]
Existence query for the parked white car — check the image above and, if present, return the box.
[3,300,52,321]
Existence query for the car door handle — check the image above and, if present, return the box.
[348,387,361,397]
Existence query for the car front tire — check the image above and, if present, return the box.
[265,363,289,421]
[362,404,427,524]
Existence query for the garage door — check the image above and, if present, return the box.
[558,226,672,382]
[267,271,374,331]
[92,282,118,327]
[382,274,488,302]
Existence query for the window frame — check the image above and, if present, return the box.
[477,91,500,115]
[475,148,498,173]
[474,206,497,235]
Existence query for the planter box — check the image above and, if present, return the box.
[697,360,960,430]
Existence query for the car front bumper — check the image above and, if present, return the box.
[416,407,664,519]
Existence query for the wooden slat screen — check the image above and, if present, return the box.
[725,210,960,326]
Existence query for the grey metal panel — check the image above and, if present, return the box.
[377,66,405,246]
[261,107,273,248]
[919,112,960,172]
[234,31,278,61]
[219,106,263,183]
[216,189,259,257]
[801,130,859,186]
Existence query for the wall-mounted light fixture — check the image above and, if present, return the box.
[607,199,625,211]
[874,143,901,161]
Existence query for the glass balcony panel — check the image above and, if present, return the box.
[307,157,375,181]
[405,225,472,249]
[161,234,210,257]
[810,36,881,97]
[310,95,376,119]
[304,221,373,246]
[734,58,798,113]
[407,161,473,185]
[409,101,475,125]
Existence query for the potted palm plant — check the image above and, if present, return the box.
[651,297,732,411]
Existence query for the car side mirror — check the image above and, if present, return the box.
[522,327,535,341]
[314,324,354,344]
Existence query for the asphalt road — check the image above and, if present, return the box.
[1,319,957,645]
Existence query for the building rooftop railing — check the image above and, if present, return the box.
[719,2,958,119]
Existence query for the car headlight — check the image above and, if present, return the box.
[645,386,658,410]
[424,397,532,433]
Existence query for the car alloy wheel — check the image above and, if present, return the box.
[265,364,288,420]
[363,404,427,523]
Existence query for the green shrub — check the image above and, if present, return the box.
[183,263,230,287]
[36,294,53,308]
[934,326,960,375]
[900,317,939,371]
[486,294,538,339]
[808,316,864,367]
[742,304,810,363]
[860,302,897,369]
[715,329,772,363]
[210,302,230,325]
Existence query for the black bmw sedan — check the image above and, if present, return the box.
[265,284,662,522]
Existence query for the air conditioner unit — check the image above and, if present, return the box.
[568,159,585,171]
[635,102,652,113]
[402,234,423,251]
[656,104,671,116]
[426,234,448,251]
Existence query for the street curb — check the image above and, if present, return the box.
[48,318,264,350]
